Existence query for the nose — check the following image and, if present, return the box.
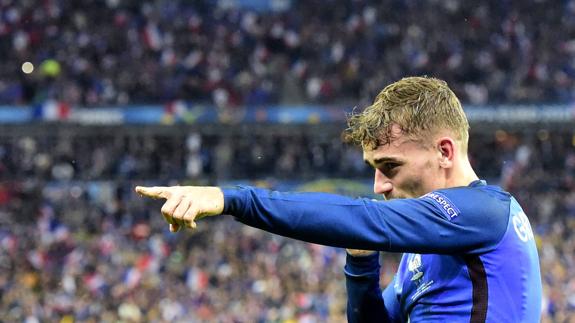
[373,168,393,196]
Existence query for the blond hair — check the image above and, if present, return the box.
[344,76,469,151]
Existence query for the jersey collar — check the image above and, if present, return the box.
[468,179,487,187]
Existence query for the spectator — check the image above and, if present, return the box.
[1,1,574,106]
[0,128,573,321]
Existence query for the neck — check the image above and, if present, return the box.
[446,156,479,188]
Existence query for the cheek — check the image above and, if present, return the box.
[396,162,436,197]
[396,176,425,197]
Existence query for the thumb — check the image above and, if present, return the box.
[135,186,171,199]
[169,223,181,233]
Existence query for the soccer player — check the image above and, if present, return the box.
[136,77,542,322]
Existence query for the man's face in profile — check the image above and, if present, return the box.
[363,125,444,200]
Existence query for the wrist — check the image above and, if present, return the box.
[346,249,378,257]
[345,252,380,276]
[205,186,225,216]
[221,186,248,215]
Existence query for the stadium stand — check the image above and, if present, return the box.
[0,0,573,322]
[0,127,573,321]
[1,0,575,106]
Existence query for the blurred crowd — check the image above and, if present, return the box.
[2,0,575,106]
[1,0,575,321]
[0,130,369,182]
[0,127,573,321]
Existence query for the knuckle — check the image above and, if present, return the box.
[161,204,171,215]
[172,209,183,219]
[171,193,182,202]
[183,212,195,222]
[175,200,190,216]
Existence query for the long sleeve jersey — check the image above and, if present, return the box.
[222,180,542,322]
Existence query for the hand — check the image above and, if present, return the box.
[135,186,224,232]
[346,249,378,257]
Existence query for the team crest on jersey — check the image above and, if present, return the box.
[408,254,424,284]
[421,192,460,219]
[407,254,435,301]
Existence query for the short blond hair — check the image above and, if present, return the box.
[344,76,469,150]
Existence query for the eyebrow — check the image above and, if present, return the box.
[364,157,402,167]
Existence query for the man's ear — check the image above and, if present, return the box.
[437,137,455,168]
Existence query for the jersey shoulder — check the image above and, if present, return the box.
[419,181,512,252]
[421,181,511,220]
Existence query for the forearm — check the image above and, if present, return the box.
[222,186,392,250]
[222,185,507,254]
[345,253,391,322]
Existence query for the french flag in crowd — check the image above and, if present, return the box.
[33,100,70,121]
[163,100,188,123]
[84,272,105,293]
[186,267,208,291]
[123,266,142,289]
[143,22,163,51]
[165,100,188,116]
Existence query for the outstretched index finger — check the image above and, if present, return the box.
[135,186,172,199]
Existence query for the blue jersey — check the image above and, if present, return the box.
[222,180,542,322]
